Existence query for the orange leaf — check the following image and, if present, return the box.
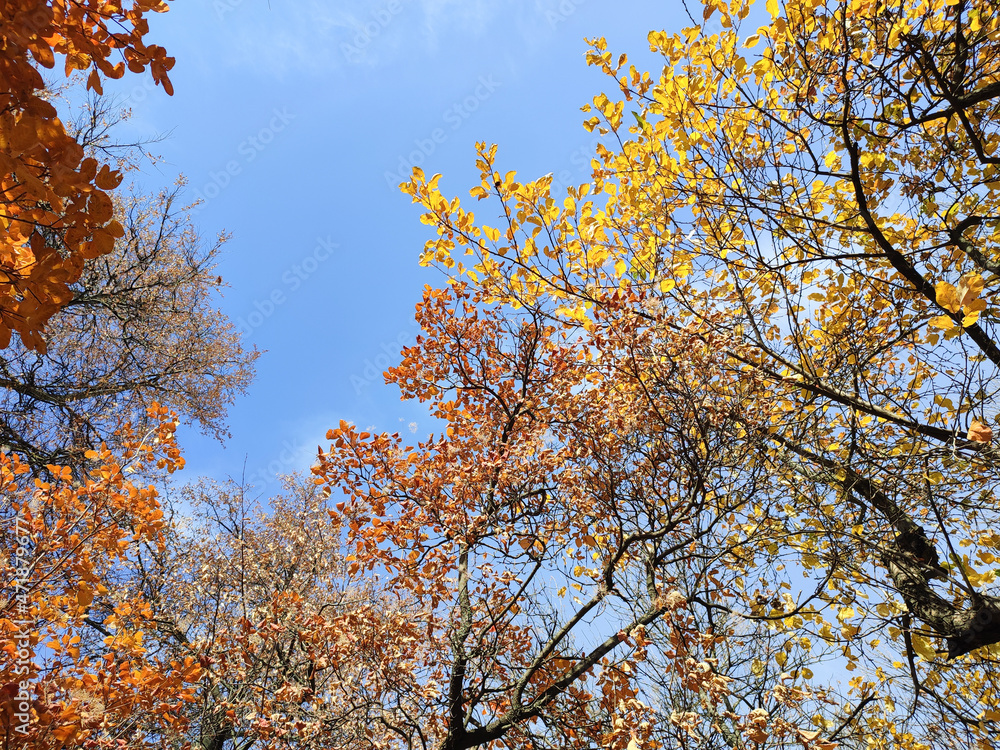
[95,165,122,190]
[77,583,94,607]
[968,420,993,444]
[87,69,104,95]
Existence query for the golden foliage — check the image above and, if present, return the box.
[1,0,173,350]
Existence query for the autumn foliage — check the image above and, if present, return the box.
[0,184,257,473]
[0,405,202,749]
[101,477,419,750]
[393,0,1000,746]
[314,282,841,749]
[8,0,1000,749]
[0,0,174,350]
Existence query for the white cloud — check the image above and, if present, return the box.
[213,0,537,75]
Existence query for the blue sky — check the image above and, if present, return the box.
[103,0,689,494]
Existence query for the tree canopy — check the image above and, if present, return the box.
[393,0,1000,746]
[6,1,1000,749]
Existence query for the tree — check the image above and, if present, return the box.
[0,183,257,475]
[0,404,203,750]
[394,0,1000,745]
[311,282,839,750]
[93,475,419,750]
[0,0,174,350]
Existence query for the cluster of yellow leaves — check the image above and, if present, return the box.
[1,0,174,350]
[930,273,988,330]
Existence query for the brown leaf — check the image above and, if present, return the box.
[968,420,993,444]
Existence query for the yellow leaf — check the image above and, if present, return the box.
[766,0,780,16]
[962,309,983,327]
[958,273,985,308]
[911,634,936,661]
[935,281,962,313]
[928,315,955,330]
